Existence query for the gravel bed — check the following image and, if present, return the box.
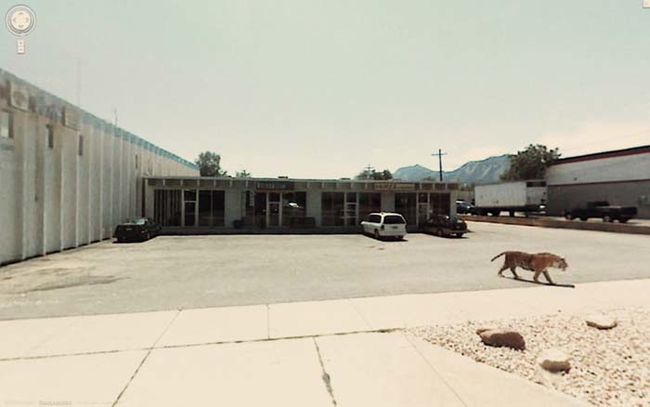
[410,308,650,407]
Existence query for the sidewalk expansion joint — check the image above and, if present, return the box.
[111,309,181,407]
[402,332,468,407]
[0,328,402,363]
[346,298,373,330]
[313,337,337,407]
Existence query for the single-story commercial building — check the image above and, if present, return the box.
[144,177,459,231]
[546,145,650,219]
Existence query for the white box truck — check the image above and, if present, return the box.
[472,181,547,217]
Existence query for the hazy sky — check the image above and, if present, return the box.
[2,0,650,178]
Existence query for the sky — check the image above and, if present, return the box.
[2,0,650,178]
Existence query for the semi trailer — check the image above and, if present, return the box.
[471,181,547,217]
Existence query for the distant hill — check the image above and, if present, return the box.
[393,155,510,184]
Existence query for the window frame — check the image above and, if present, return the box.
[78,134,84,156]
[46,124,54,149]
[0,109,14,139]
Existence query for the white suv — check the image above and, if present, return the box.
[361,212,407,240]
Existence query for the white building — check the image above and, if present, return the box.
[546,145,650,219]
[0,69,198,265]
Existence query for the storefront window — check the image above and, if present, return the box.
[358,193,381,220]
[430,193,451,216]
[282,192,307,227]
[395,193,417,225]
[322,192,344,226]
[198,190,225,227]
[153,189,182,226]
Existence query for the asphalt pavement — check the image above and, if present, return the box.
[0,222,649,319]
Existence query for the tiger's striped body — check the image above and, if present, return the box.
[491,251,568,285]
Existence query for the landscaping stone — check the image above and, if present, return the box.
[479,329,526,350]
[585,315,617,330]
[537,348,571,373]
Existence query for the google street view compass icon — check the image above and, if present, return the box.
[5,4,36,55]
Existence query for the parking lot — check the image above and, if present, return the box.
[1,222,649,320]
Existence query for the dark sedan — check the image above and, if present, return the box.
[422,215,468,238]
[114,218,161,243]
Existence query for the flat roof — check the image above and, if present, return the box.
[553,145,650,166]
[145,176,460,191]
[145,175,454,184]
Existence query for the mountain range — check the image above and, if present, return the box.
[392,155,510,184]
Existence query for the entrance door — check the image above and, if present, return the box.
[183,190,197,227]
[267,193,281,227]
[254,192,267,228]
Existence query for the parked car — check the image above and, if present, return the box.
[422,215,468,238]
[360,212,407,240]
[563,201,637,223]
[456,200,474,214]
[114,218,161,242]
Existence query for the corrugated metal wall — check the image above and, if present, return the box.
[0,69,199,265]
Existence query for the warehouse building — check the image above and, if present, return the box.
[0,69,199,265]
[546,145,650,219]
[144,176,458,231]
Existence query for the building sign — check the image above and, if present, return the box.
[374,182,416,191]
[255,181,295,191]
[9,82,29,111]
[63,107,80,130]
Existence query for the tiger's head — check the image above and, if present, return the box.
[554,257,568,271]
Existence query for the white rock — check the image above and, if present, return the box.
[537,348,571,373]
[586,315,618,330]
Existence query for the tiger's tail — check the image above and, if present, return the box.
[491,252,507,262]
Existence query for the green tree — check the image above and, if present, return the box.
[375,169,393,180]
[355,166,393,180]
[195,151,227,177]
[501,144,560,181]
[236,169,251,178]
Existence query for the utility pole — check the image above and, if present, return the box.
[432,149,447,182]
[364,164,374,180]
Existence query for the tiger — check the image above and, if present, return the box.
[491,251,568,285]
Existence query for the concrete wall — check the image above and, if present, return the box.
[224,189,242,227]
[0,69,199,265]
[547,152,650,186]
[546,152,650,218]
[547,181,650,219]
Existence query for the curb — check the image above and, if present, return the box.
[461,215,650,235]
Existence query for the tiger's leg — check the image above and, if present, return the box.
[543,270,555,285]
[533,270,542,283]
[510,266,520,279]
[497,264,509,277]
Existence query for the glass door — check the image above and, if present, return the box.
[183,190,197,227]
[267,193,281,228]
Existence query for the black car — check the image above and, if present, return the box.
[114,218,161,243]
[456,200,474,215]
[563,201,637,223]
[423,215,468,238]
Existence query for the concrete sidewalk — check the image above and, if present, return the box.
[3,279,648,406]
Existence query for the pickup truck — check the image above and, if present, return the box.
[563,201,637,223]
